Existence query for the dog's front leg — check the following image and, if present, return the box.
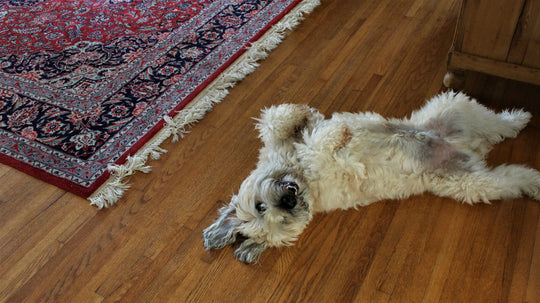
[203,202,241,250]
[234,238,268,264]
[255,104,324,147]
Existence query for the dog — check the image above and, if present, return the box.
[203,91,540,264]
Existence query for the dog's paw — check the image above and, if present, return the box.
[255,104,323,146]
[522,169,540,201]
[202,222,236,250]
[234,239,268,264]
[202,203,241,250]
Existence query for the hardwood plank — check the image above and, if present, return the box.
[527,215,540,302]
[0,194,91,302]
[507,201,539,302]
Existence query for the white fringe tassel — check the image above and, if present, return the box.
[88,0,321,208]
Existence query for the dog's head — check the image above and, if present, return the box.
[202,168,312,264]
[203,104,323,263]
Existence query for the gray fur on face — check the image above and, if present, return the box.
[203,171,312,263]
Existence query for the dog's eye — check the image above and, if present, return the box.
[255,202,266,213]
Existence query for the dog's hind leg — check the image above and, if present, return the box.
[426,165,540,204]
[409,91,531,157]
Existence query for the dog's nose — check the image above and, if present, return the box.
[280,194,297,210]
[280,181,299,194]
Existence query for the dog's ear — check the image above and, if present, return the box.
[203,199,242,250]
[234,238,268,264]
[255,104,324,146]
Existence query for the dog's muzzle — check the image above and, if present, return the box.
[279,181,299,210]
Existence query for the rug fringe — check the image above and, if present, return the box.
[88,0,321,208]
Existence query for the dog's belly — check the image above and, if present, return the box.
[304,115,477,212]
[386,121,474,173]
[335,114,476,174]
[308,162,428,212]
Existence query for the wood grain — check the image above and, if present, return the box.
[446,0,540,86]
[0,0,539,302]
[448,51,540,85]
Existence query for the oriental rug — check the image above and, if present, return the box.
[0,0,320,208]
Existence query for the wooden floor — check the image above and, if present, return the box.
[1,0,539,302]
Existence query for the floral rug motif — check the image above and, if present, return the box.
[0,0,308,199]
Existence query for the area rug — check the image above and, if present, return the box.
[0,0,320,208]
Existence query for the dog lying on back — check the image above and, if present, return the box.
[203,91,540,264]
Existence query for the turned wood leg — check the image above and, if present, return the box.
[443,70,466,89]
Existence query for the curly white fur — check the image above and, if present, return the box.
[203,91,540,264]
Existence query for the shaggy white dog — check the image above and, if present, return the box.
[203,91,540,264]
